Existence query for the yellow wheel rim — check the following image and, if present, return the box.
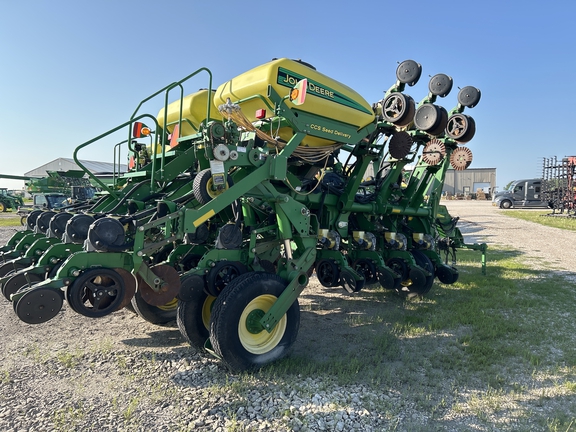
[157,297,178,311]
[206,177,229,199]
[0,203,5,212]
[201,295,216,330]
[238,294,286,355]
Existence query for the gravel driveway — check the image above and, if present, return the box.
[0,201,574,432]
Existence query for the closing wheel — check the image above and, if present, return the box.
[14,287,64,324]
[177,275,217,348]
[2,272,44,301]
[381,93,416,127]
[315,259,340,287]
[66,268,126,318]
[377,266,400,290]
[445,113,476,143]
[206,261,247,297]
[193,168,232,205]
[353,259,378,285]
[409,250,435,294]
[450,147,473,171]
[389,131,414,160]
[209,272,300,372]
[340,269,364,293]
[385,257,409,289]
[436,264,459,284]
[422,139,446,166]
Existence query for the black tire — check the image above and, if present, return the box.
[176,279,217,348]
[500,200,512,209]
[20,216,27,226]
[131,290,177,325]
[209,272,300,372]
[66,268,126,318]
[193,169,231,205]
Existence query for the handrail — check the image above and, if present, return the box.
[73,113,158,200]
[74,67,214,197]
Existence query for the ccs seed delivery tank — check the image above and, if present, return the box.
[156,89,222,137]
[214,58,375,147]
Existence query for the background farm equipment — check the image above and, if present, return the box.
[2,58,485,372]
[0,188,24,212]
[542,156,576,216]
[0,171,97,224]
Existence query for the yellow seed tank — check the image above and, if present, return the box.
[214,58,375,147]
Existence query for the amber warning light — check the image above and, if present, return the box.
[132,122,151,138]
[290,79,307,106]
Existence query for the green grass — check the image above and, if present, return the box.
[0,217,20,227]
[258,248,576,429]
[503,210,576,231]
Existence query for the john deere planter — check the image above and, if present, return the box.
[4,58,486,371]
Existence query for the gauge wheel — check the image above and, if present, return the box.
[315,259,340,287]
[66,268,126,318]
[206,261,247,297]
[131,289,178,325]
[193,169,232,205]
[353,259,378,286]
[177,277,217,348]
[209,272,300,372]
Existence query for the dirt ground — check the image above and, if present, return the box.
[1,201,575,431]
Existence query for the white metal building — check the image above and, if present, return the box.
[442,168,497,195]
[24,158,127,177]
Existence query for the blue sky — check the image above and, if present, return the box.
[1,0,575,191]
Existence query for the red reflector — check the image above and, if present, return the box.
[255,109,266,119]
